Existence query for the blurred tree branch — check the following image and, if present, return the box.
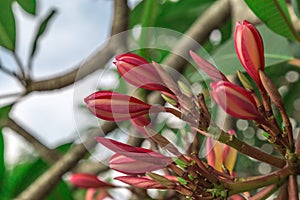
[26,0,129,93]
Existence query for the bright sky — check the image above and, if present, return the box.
[1,0,141,163]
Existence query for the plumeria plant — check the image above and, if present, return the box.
[70,21,300,199]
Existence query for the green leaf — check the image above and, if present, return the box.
[130,0,214,33]
[28,9,57,69]
[47,181,73,200]
[0,105,12,120]
[0,0,16,51]
[4,158,73,199]
[55,142,73,154]
[211,25,293,76]
[244,0,299,41]
[292,0,300,18]
[0,105,12,193]
[16,0,36,15]
[4,159,48,198]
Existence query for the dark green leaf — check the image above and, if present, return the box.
[0,105,11,192]
[130,0,214,33]
[47,181,73,200]
[4,157,73,199]
[0,105,12,120]
[16,0,36,15]
[55,142,73,153]
[4,159,48,198]
[292,0,300,18]
[244,0,299,41]
[0,0,16,51]
[28,9,57,69]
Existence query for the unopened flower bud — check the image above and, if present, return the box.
[234,20,264,88]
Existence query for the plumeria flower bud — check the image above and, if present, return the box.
[115,175,177,189]
[86,189,111,200]
[115,53,173,94]
[206,130,237,173]
[210,81,262,121]
[96,137,173,166]
[222,130,238,173]
[109,153,168,174]
[234,20,264,88]
[70,173,115,189]
[85,91,163,122]
[237,70,254,92]
[190,50,228,82]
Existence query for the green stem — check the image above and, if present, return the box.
[226,167,291,195]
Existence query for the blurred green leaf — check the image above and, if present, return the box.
[244,0,299,41]
[16,0,36,15]
[0,0,16,51]
[28,9,57,70]
[4,158,73,199]
[0,105,12,192]
[292,0,300,18]
[130,0,214,33]
[212,25,293,76]
[0,105,12,120]
[47,181,73,200]
[4,159,48,198]
[55,142,73,154]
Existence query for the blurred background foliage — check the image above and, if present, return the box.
[1,0,300,199]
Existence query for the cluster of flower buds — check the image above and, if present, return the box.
[71,20,298,199]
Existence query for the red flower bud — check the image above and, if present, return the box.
[190,50,228,82]
[234,20,264,87]
[85,91,163,121]
[115,53,172,93]
[70,173,114,189]
[211,81,261,121]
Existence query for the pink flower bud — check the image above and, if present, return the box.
[70,174,114,189]
[95,137,172,166]
[190,50,228,82]
[211,81,261,121]
[85,91,163,121]
[115,175,177,189]
[234,20,264,87]
[86,189,111,200]
[109,153,167,174]
[115,53,172,93]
